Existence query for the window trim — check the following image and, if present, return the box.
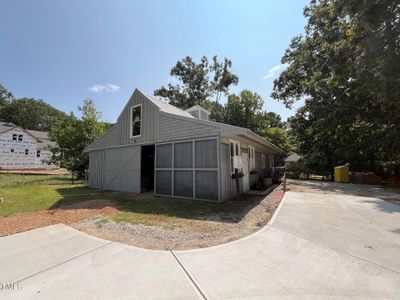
[229,139,242,174]
[248,145,255,171]
[130,104,142,138]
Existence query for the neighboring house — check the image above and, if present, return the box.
[285,153,301,165]
[0,122,56,170]
[87,89,282,202]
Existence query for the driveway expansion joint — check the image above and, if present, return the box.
[14,241,112,283]
[170,250,208,300]
[268,224,400,274]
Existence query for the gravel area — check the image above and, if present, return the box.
[72,186,284,250]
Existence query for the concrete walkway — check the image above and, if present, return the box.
[1,189,400,299]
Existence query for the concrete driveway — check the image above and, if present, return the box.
[1,188,400,299]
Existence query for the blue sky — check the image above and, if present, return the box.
[0,0,308,122]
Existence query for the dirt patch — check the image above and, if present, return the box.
[0,186,284,250]
[71,186,284,250]
[0,200,119,236]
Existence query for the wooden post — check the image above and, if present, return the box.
[283,172,286,192]
[235,169,240,201]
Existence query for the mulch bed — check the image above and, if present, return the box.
[0,200,119,237]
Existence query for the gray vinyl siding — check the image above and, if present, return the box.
[88,125,119,150]
[159,113,219,142]
[220,143,243,201]
[255,151,265,180]
[88,150,105,189]
[220,143,231,202]
[116,90,159,145]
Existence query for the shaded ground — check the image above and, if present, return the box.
[0,173,284,248]
[2,188,399,299]
[287,179,400,205]
[72,187,283,250]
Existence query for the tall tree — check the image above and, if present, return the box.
[49,99,107,179]
[265,112,285,128]
[224,90,265,134]
[0,84,15,120]
[272,0,400,175]
[1,98,66,131]
[154,55,238,109]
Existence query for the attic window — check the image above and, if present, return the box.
[37,150,41,158]
[25,149,29,155]
[130,104,142,137]
[18,134,23,141]
[12,134,17,141]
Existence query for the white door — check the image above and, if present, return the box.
[242,152,249,193]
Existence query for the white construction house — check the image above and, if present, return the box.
[0,122,56,170]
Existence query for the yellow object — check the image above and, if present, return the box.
[334,166,350,183]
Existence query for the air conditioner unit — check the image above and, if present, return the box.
[232,156,242,169]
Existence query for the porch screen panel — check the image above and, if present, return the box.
[174,170,193,198]
[155,170,172,195]
[195,139,217,168]
[174,142,192,168]
[195,170,218,200]
[156,144,172,168]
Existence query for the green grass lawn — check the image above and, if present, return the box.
[0,174,108,217]
[0,174,260,227]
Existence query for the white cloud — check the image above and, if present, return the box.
[88,83,120,93]
[263,64,286,80]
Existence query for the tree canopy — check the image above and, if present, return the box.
[154,55,239,109]
[0,95,66,131]
[49,99,107,179]
[0,84,14,115]
[272,0,400,175]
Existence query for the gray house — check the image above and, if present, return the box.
[87,89,282,202]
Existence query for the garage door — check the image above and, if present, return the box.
[103,146,140,192]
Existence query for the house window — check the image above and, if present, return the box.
[25,149,29,155]
[12,134,17,141]
[10,148,14,153]
[130,104,142,137]
[261,154,266,169]
[248,146,255,171]
[18,134,23,141]
[230,140,241,174]
[36,150,41,158]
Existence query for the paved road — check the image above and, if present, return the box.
[1,189,400,299]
